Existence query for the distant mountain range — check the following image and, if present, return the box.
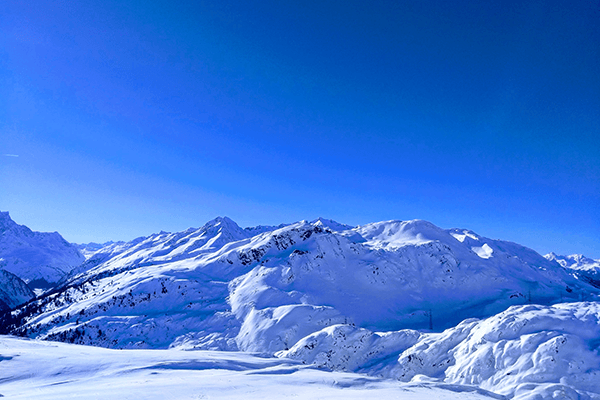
[1,212,599,399]
[2,213,597,345]
[545,252,600,284]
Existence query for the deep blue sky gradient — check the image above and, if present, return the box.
[1,1,599,257]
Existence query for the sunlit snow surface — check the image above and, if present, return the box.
[472,243,494,259]
[4,217,600,399]
[0,335,496,400]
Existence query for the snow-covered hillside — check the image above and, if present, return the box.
[0,211,85,289]
[279,302,600,400]
[3,217,597,347]
[1,215,600,399]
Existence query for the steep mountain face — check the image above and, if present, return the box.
[0,212,85,290]
[3,217,597,353]
[0,269,34,311]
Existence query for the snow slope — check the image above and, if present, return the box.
[0,335,498,400]
[0,211,84,289]
[279,302,600,400]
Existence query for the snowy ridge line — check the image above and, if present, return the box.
[2,216,598,345]
[1,215,600,399]
[545,252,600,289]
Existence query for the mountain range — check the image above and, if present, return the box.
[1,212,599,399]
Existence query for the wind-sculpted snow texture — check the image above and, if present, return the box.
[2,216,600,398]
[0,211,84,289]
[279,303,600,400]
[0,335,501,400]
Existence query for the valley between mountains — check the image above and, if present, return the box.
[1,212,600,399]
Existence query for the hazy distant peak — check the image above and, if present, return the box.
[545,252,600,273]
[0,212,85,289]
[310,217,354,232]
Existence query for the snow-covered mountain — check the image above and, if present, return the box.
[0,211,85,290]
[546,252,600,284]
[2,215,600,399]
[3,217,596,346]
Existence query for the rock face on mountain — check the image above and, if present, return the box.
[0,212,85,290]
[0,269,34,311]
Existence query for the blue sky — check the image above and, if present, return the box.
[1,1,599,257]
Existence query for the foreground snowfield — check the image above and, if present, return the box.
[2,302,600,399]
[0,335,497,400]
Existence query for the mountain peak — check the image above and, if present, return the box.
[0,212,85,287]
[545,253,600,273]
[204,216,238,228]
[310,217,354,232]
[0,211,15,227]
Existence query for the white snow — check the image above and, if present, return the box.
[450,230,480,243]
[472,243,494,259]
[7,217,598,349]
[2,216,600,399]
[0,335,497,400]
[546,253,600,274]
[278,302,600,400]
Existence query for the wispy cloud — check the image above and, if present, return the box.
[2,154,19,157]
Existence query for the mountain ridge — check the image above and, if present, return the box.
[2,215,600,399]
[3,216,597,346]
